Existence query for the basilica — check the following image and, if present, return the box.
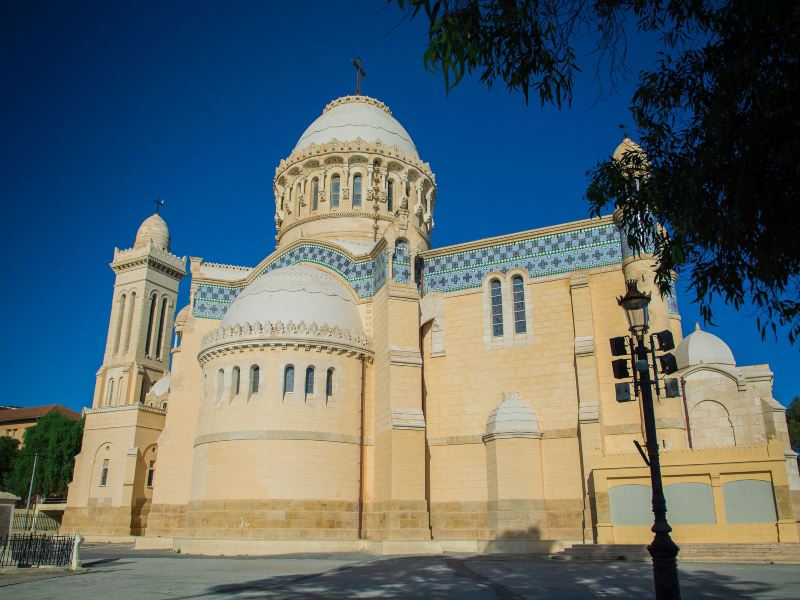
[62,94,800,554]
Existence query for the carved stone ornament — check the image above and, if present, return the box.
[400,195,408,209]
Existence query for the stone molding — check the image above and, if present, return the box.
[194,430,361,447]
[390,408,426,430]
[387,347,423,367]
[198,320,372,366]
[574,335,595,356]
[85,404,167,416]
[482,430,543,443]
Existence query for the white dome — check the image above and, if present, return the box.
[134,213,170,251]
[293,96,418,157]
[675,323,736,369]
[485,392,541,437]
[220,264,363,334]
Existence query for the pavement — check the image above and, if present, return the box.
[1,543,799,599]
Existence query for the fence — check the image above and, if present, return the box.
[0,533,75,568]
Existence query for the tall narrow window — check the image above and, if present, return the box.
[326,368,334,403]
[250,365,260,396]
[287,186,292,211]
[284,365,295,396]
[155,297,168,360]
[113,294,126,354]
[305,367,315,400]
[490,279,504,337]
[124,292,136,351]
[311,177,319,210]
[232,366,240,396]
[353,175,362,207]
[100,459,109,486]
[331,175,340,208]
[512,275,527,334]
[107,380,115,407]
[144,293,158,357]
[387,180,394,212]
[296,183,302,212]
[216,368,224,401]
[116,377,123,405]
[146,460,156,487]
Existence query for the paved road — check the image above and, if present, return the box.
[1,543,799,599]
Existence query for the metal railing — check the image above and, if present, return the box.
[12,512,61,532]
[0,533,75,568]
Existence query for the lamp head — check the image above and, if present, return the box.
[617,279,651,337]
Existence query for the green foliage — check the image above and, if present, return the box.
[0,436,20,490]
[787,397,800,451]
[7,413,84,500]
[394,0,800,342]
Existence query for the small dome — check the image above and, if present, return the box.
[485,391,541,437]
[293,96,418,157]
[613,137,645,162]
[150,374,171,398]
[220,264,363,334]
[134,213,170,251]
[675,323,736,369]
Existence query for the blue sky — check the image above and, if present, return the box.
[1,1,796,412]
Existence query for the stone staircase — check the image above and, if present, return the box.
[557,543,800,564]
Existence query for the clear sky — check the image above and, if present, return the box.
[1,1,796,412]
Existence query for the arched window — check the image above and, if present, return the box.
[284,365,295,396]
[512,275,527,334]
[353,174,362,207]
[116,377,123,405]
[113,294,126,354]
[305,366,315,400]
[232,366,240,396]
[146,459,156,487]
[287,186,292,211]
[107,379,115,407]
[100,459,110,486]
[216,368,224,402]
[250,365,260,396]
[387,180,394,213]
[155,297,168,360]
[161,401,168,410]
[311,177,319,211]
[144,293,158,357]
[490,279,504,337]
[296,183,302,211]
[326,368,334,403]
[331,175,340,208]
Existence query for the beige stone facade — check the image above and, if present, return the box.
[63,95,800,553]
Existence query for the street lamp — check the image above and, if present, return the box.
[611,279,682,600]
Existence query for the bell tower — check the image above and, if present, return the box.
[93,209,187,408]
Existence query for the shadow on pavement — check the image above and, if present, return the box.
[164,555,779,600]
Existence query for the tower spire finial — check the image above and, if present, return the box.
[153,197,166,214]
[351,57,366,96]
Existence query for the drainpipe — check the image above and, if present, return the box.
[357,355,366,540]
[681,376,692,449]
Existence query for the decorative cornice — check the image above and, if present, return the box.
[277,211,394,239]
[111,243,187,279]
[323,95,392,115]
[198,319,372,365]
[85,404,167,416]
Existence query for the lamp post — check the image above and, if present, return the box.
[616,279,681,600]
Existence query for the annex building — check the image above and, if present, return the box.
[62,94,800,554]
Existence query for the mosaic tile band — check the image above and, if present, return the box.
[421,224,625,294]
[194,243,388,319]
[392,240,410,284]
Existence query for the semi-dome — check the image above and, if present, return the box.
[675,323,736,369]
[485,391,541,437]
[293,96,418,157]
[134,213,170,251]
[220,264,363,334]
[150,374,171,398]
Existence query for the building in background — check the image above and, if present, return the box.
[1,405,81,446]
[62,94,800,553]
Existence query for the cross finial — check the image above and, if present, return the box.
[153,197,166,214]
[618,123,629,140]
[352,57,366,96]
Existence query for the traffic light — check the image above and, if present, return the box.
[615,382,633,402]
[654,330,675,351]
[610,336,628,356]
[612,358,631,379]
[658,353,678,375]
[664,378,681,398]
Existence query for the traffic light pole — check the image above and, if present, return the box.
[635,336,681,600]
